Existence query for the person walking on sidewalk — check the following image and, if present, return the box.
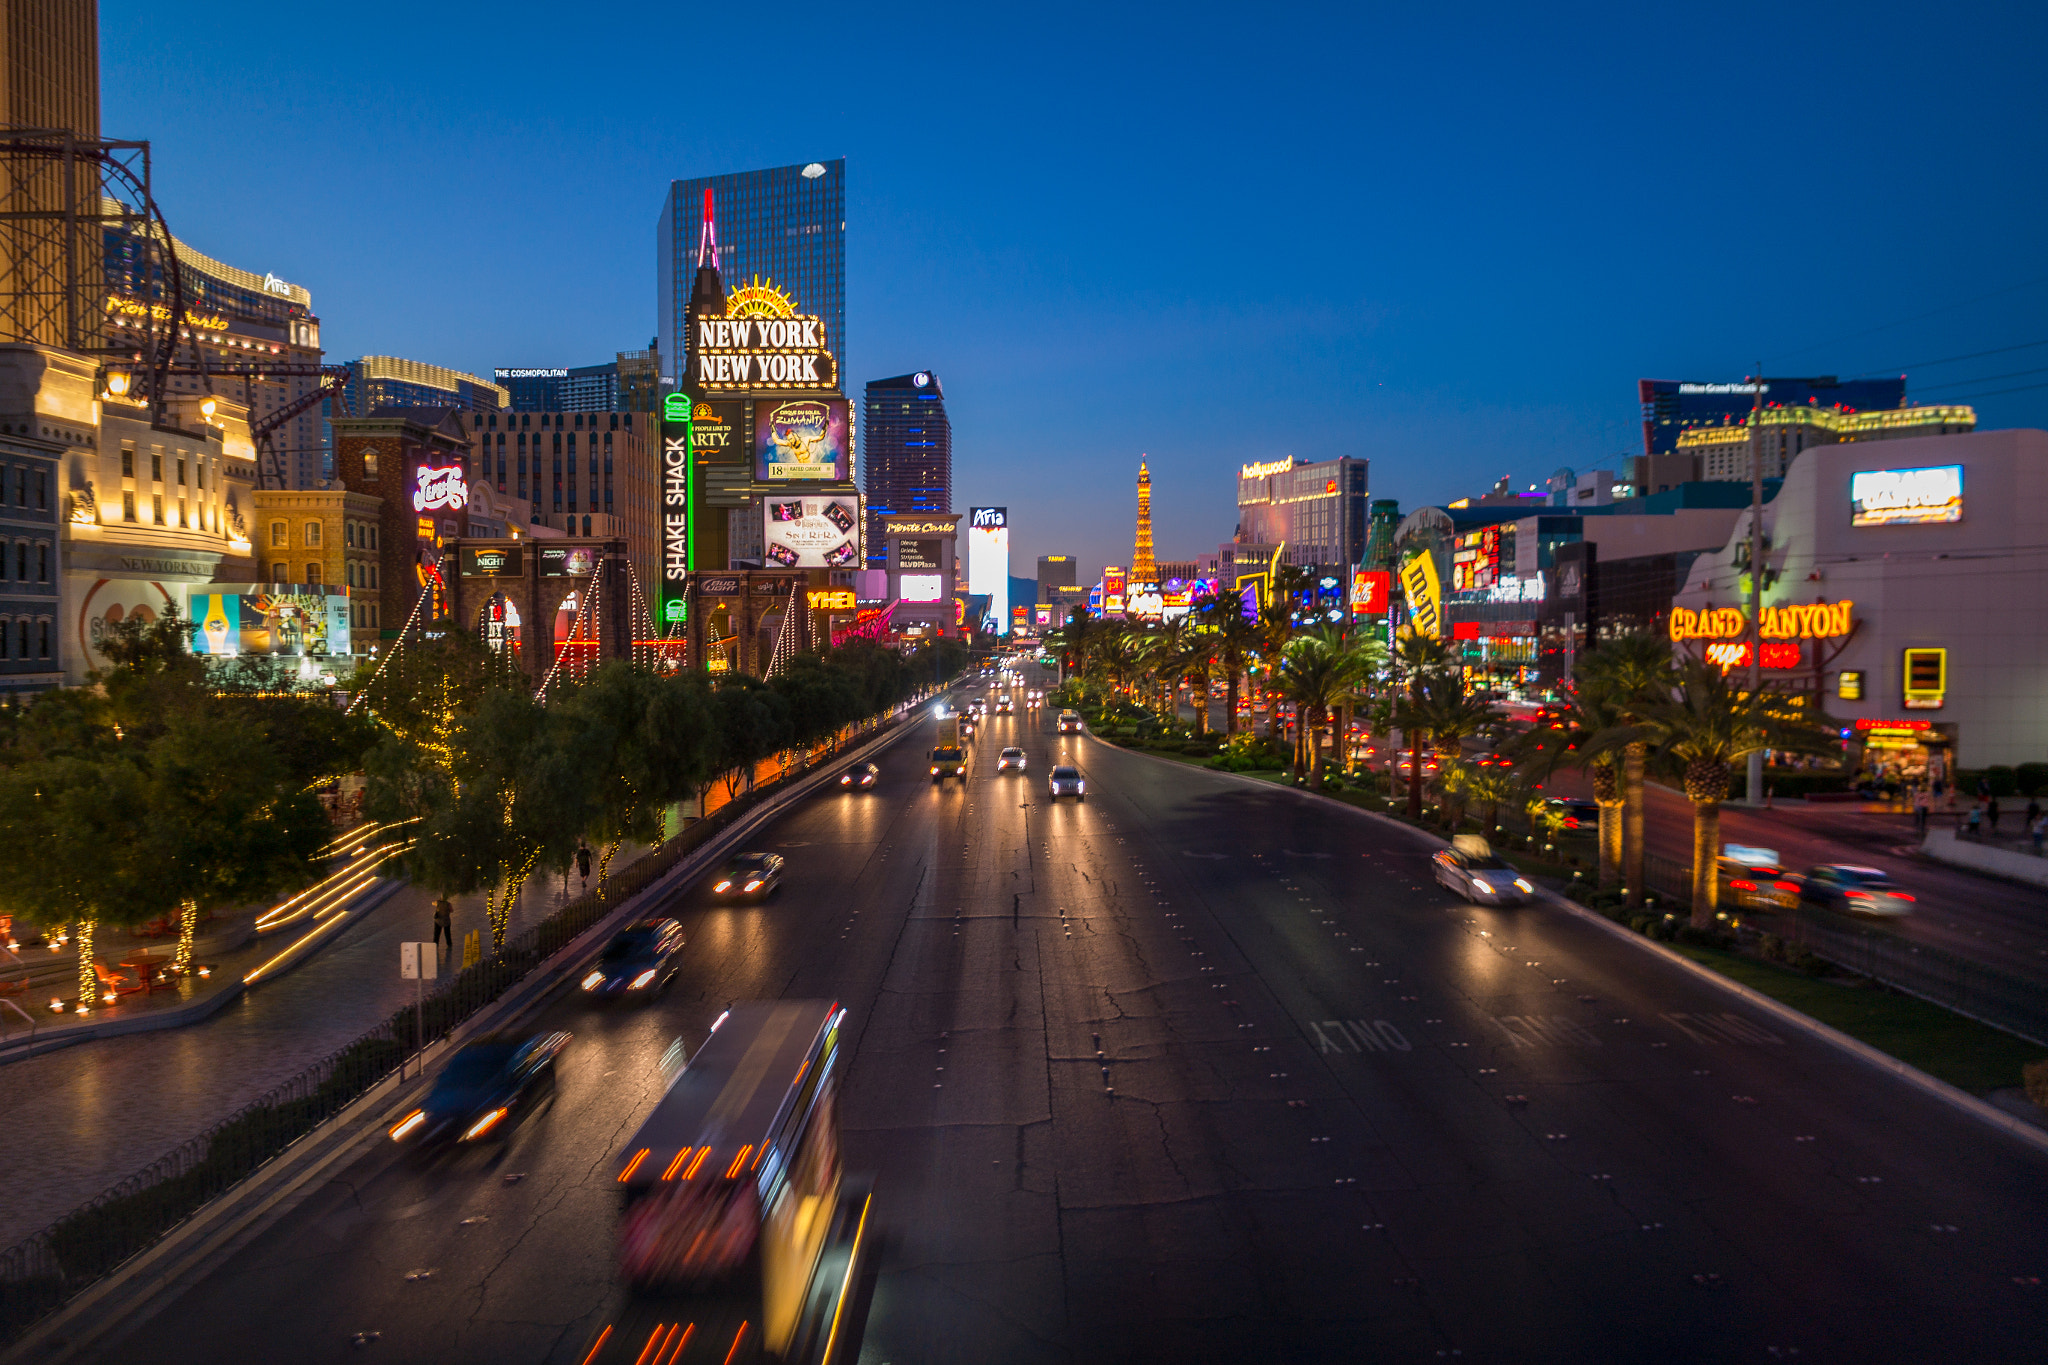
[2027,796,2041,832]
[1913,788,1931,836]
[1988,795,2002,834]
[1965,804,1984,840]
[2033,812,2047,857]
[432,894,453,959]
[576,842,593,888]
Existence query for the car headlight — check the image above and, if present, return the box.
[629,969,657,990]
[841,776,851,785]
[744,879,764,892]
[389,1109,426,1141]
[931,766,940,774]
[1471,879,1494,894]
[713,879,732,892]
[1514,878,1533,893]
[581,971,605,991]
[462,1108,508,1141]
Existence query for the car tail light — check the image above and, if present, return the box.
[1846,890,1872,900]
[1892,892,1915,902]
[1730,879,1756,892]
[389,1110,426,1141]
[1774,881,1800,894]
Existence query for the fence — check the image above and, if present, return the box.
[0,704,913,1346]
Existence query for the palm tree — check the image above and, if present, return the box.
[1199,589,1262,736]
[1271,631,1374,785]
[1391,632,1453,819]
[1406,673,1498,826]
[1577,632,1672,908]
[1602,659,1840,926]
[1523,673,1626,889]
[1088,627,1145,701]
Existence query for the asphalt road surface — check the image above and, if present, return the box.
[109,667,2048,1363]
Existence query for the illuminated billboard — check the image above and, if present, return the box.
[691,282,839,392]
[659,392,693,625]
[755,397,850,482]
[1351,569,1390,615]
[897,539,944,572]
[763,495,861,569]
[901,573,943,602]
[190,587,351,658]
[968,507,1009,634]
[1400,552,1443,638]
[1850,465,1962,527]
[461,546,523,577]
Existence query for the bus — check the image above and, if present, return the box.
[587,1000,871,1364]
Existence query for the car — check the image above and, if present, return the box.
[1057,710,1084,734]
[1391,754,1442,778]
[580,918,685,1000]
[839,761,880,790]
[1795,864,1916,917]
[1543,796,1600,831]
[1431,835,1535,905]
[996,695,1013,714]
[967,699,988,717]
[998,746,1027,772]
[711,852,785,899]
[389,1030,569,1150]
[1048,765,1086,800]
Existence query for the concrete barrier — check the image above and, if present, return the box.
[1921,827,2048,889]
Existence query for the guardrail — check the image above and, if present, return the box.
[0,700,926,1347]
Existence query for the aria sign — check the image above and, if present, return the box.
[412,464,467,513]
[1669,600,1854,642]
[1850,465,1962,527]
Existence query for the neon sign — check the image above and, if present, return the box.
[1669,601,1853,642]
[1704,641,1801,671]
[1850,465,1962,527]
[691,277,837,391]
[1239,457,1293,480]
[411,464,467,512]
[660,400,692,624]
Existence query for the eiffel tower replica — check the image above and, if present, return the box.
[1132,459,1157,581]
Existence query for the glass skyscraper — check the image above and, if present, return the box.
[862,371,951,570]
[656,160,846,387]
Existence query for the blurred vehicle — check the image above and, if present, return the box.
[998,746,1028,772]
[1056,710,1084,734]
[1391,754,1442,778]
[390,1030,569,1150]
[1472,752,1515,769]
[711,852,785,898]
[1431,834,1535,904]
[996,694,1013,714]
[581,919,686,1000]
[1047,765,1086,800]
[1796,864,1916,917]
[839,761,879,790]
[1543,796,1600,831]
[606,1001,864,1359]
[1529,706,1568,730]
[967,699,987,718]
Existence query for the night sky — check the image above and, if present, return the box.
[105,0,2048,587]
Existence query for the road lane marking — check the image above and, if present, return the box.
[1309,1019,1412,1053]
[1493,1015,1603,1047]
[1660,1012,1784,1045]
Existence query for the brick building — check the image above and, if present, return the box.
[331,408,471,641]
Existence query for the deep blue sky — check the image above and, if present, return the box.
[104,0,2048,586]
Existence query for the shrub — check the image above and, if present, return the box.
[1785,945,1826,976]
[1758,933,1786,963]
[1985,766,2019,798]
[2015,764,2048,798]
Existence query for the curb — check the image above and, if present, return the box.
[1087,731,2048,1164]
[1,713,925,1365]
[0,880,406,1066]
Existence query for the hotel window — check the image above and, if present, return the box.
[123,491,136,521]
[38,619,49,658]
[272,562,288,583]
[176,458,186,486]
[344,521,355,548]
[305,564,321,585]
[178,499,187,528]
[121,447,134,478]
[0,618,7,658]
[151,453,162,481]
[271,521,287,547]
[305,521,322,547]
[36,544,46,582]
[15,620,24,658]
[152,494,164,524]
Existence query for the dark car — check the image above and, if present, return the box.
[580,918,685,1000]
[1431,835,1535,904]
[712,852,785,899]
[1543,796,1600,831]
[1796,864,1916,917]
[839,761,880,790]
[389,1030,569,1149]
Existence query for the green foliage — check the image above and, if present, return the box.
[2014,763,2048,798]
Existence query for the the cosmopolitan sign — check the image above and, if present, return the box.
[1850,465,1962,527]
[412,464,467,512]
[1669,600,1854,642]
[692,316,837,390]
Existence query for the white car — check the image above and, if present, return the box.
[1047,765,1085,800]
[998,747,1027,772]
[1431,835,1533,904]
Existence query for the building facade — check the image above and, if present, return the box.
[0,426,63,693]
[862,371,950,570]
[1674,427,2048,772]
[1,0,98,136]
[463,408,655,599]
[1235,455,1369,571]
[1638,376,1907,458]
[104,224,325,488]
[657,161,846,397]
[247,487,382,651]
[333,357,506,426]
[497,351,662,414]
[331,408,472,642]
[1666,403,1979,488]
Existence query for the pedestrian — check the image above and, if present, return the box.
[432,894,453,959]
[576,842,593,886]
[2033,813,2047,857]
[2027,797,2041,830]
[1965,804,1983,840]
[1988,796,2002,833]
[1913,789,1931,836]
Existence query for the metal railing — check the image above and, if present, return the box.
[0,708,912,1346]
[1780,904,2048,1046]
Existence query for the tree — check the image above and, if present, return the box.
[0,754,167,1005]
[1390,632,1453,820]
[1271,630,1375,786]
[1199,589,1261,736]
[1601,659,1840,926]
[1403,669,1495,824]
[1577,632,1672,908]
[1523,674,1626,889]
